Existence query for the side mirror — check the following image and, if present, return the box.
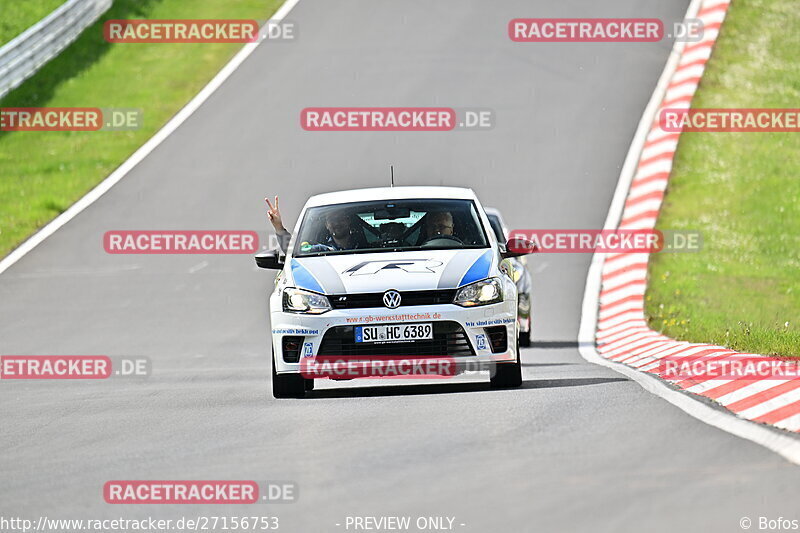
[502,237,537,258]
[255,249,285,269]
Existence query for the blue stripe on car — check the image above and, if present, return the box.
[291,259,324,293]
[458,250,493,287]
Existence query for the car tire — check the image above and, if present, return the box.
[490,342,522,389]
[272,350,306,398]
[519,326,531,348]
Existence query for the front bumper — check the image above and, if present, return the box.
[271,300,518,375]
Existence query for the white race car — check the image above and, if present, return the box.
[256,186,535,398]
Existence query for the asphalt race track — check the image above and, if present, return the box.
[1,1,799,532]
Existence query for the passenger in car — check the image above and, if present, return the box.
[266,196,364,253]
[314,210,366,251]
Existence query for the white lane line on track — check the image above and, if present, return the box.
[577,0,800,465]
[0,0,302,278]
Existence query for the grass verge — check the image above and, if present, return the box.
[0,0,65,46]
[0,0,283,257]
[645,0,800,356]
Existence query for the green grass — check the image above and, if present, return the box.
[645,0,800,357]
[0,0,66,45]
[0,0,283,257]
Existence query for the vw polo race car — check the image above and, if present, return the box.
[256,186,535,398]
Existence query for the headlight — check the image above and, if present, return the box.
[282,287,331,314]
[453,277,503,307]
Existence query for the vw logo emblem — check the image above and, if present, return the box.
[382,290,401,309]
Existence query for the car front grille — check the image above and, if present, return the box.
[328,289,457,310]
[317,321,475,357]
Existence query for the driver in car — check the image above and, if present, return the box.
[425,211,455,239]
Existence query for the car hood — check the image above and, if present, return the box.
[288,248,495,294]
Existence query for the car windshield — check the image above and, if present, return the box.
[293,198,490,257]
[486,214,506,242]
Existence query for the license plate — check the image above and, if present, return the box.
[355,323,433,343]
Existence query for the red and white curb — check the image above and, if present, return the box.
[580,0,800,461]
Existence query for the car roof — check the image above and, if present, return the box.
[305,186,478,207]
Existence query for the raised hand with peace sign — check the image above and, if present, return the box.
[265,195,286,233]
[265,195,291,252]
